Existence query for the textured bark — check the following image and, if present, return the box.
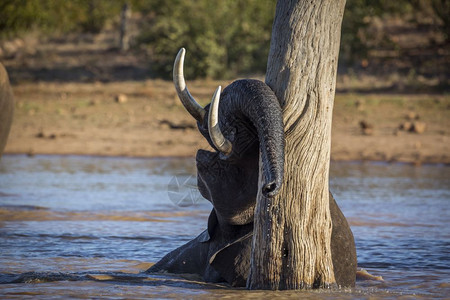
[119,3,130,52]
[248,0,346,290]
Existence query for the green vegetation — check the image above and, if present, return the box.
[340,0,412,64]
[137,0,275,79]
[138,0,448,78]
[0,0,141,35]
[1,0,447,79]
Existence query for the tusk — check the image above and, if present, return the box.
[208,86,233,155]
[173,48,206,123]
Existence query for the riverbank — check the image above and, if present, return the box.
[4,80,449,164]
[2,12,449,165]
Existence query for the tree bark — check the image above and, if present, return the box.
[119,3,130,52]
[248,0,346,290]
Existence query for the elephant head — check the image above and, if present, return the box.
[173,48,285,226]
[148,49,356,288]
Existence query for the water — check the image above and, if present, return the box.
[0,155,449,299]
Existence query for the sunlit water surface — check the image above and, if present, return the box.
[0,155,449,299]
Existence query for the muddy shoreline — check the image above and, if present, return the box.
[3,80,449,165]
[2,25,449,165]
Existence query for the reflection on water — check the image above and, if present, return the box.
[0,155,449,298]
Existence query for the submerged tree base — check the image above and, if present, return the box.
[249,0,348,290]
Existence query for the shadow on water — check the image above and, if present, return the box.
[0,271,412,299]
[1,271,227,290]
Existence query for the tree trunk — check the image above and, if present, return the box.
[248,0,346,290]
[119,3,130,52]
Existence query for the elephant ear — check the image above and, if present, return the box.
[198,209,219,243]
[208,232,253,287]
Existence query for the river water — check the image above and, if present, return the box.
[0,155,448,299]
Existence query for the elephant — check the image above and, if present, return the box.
[147,48,357,288]
[0,62,14,157]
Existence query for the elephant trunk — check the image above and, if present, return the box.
[172,49,284,198]
[223,79,285,198]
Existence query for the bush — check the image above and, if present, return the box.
[0,0,126,37]
[340,0,413,67]
[1,0,443,79]
[136,0,276,79]
[137,0,418,79]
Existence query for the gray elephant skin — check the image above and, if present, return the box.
[0,62,14,157]
[147,49,357,288]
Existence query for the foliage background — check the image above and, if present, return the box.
[0,0,448,79]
